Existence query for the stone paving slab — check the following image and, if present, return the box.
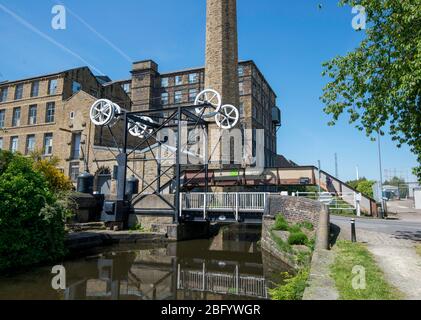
[303,249,339,300]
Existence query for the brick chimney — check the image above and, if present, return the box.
[205,0,239,107]
[205,0,239,166]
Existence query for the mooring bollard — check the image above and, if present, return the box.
[351,218,357,243]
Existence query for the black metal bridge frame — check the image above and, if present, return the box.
[109,103,213,224]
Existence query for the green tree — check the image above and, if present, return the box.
[321,0,421,182]
[0,152,70,272]
[346,178,375,198]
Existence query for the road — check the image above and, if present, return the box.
[331,215,421,242]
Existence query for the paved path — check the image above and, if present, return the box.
[332,215,421,300]
[331,215,421,242]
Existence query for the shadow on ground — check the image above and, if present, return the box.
[392,230,421,242]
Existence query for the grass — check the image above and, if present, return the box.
[270,230,293,253]
[288,232,308,245]
[272,215,289,231]
[416,245,421,257]
[331,240,403,300]
[269,268,310,300]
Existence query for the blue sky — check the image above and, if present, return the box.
[0,0,417,182]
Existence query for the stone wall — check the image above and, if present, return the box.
[267,195,326,229]
[261,195,330,268]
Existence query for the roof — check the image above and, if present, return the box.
[274,154,298,168]
[0,66,89,87]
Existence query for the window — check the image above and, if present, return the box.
[69,162,80,182]
[239,102,244,117]
[174,91,183,104]
[189,89,198,102]
[238,66,244,77]
[71,132,81,160]
[252,106,257,119]
[43,133,53,155]
[28,105,37,125]
[26,135,35,155]
[69,111,75,120]
[12,107,21,127]
[10,136,19,153]
[161,77,169,87]
[189,73,198,84]
[0,87,8,102]
[0,110,5,128]
[72,81,81,94]
[90,89,99,97]
[161,92,169,105]
[239,82,244,95]
[122,83,131,93]
[46,102,55,123]
[48,79,58,95]
[0,138,3,150]
[14,84,23,100]
[31,81,39,97]
[175,75,183,86]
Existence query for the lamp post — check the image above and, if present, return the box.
[377,131,385,218]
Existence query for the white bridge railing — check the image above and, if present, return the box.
[295,191,360,214]
[177,266,268,299]
[180,192,268,219]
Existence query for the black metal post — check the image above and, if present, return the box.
[351,218,357,242]
[157,139,161,192]
[116,112,129,202]
[174,107,182,224]
[205,123,209,194]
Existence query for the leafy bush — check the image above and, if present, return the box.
[270,268,309,300]
[129,223,146,232]
[31,151,73,192]
[0,152,70,272]
[288,232,309,246]
[273,215,289,231]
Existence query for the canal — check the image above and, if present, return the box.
[0,225,291,300]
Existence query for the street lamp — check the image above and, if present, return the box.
[377,131,385,218]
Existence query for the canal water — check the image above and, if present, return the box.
[0,225,291,300]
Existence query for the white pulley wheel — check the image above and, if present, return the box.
[138,116,154,138]
[90,99,115,126]
[194,89,222,119]
[215,104,239,129]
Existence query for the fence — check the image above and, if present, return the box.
[181,192,267,219]
[295,192,358,214]
[177,267,268,299]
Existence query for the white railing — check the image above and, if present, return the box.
[178,269,267,299]
[295,191,358,212]
[181,192,268,219]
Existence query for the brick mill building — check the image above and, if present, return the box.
[0,0,286,191]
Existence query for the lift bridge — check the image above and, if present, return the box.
[86,89,378,227]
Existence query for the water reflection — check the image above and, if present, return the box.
[0,225,291,300]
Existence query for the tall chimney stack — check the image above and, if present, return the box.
[205,0,239,107]
[205,0,239,166]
